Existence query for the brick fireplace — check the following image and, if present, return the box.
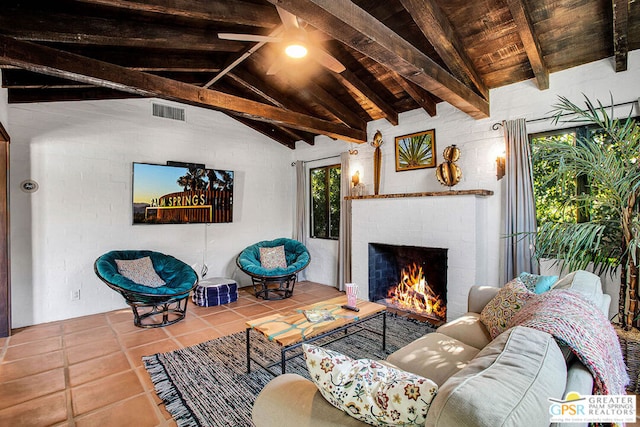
[350,191,496,321]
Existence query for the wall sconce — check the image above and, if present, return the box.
[496,155,506,180]
[352,170,360,186]
[350,170,366,197]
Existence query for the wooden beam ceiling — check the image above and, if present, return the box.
[71,0,281,28]
[0,35,366,143]
[613,0,630,72]
[267,0,490,119]
[0,0,633,148]
[398,0,488,99]
[390,71,437,117]
[504,0,550,89]
[0,8,246,52]
[334,69,399,125]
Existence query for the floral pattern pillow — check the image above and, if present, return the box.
[115,256,166,288]
[259,245,287,269]
[480,278,534,339]
[303,344,438,426]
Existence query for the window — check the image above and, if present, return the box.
[310,164,341,239]
[531,124,617,225]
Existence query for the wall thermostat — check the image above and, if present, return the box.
[20,180,39,193]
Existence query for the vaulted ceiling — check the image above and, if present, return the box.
[0,0,637,148]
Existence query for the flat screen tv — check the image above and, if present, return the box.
[132,162,233,224]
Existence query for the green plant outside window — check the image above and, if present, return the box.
[310,165,341,239]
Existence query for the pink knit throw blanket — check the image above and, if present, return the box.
[508,290,629,395]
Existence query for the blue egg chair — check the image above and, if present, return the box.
[94,250,198,328]
[236,238,310,300]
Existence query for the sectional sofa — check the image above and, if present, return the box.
[252,270,614,426]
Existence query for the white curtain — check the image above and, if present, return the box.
[294,161,308,281]
[337,152,352,291]
[503,118,539,281]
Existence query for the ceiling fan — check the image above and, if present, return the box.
[218,6,346,75]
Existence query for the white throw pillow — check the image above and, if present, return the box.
[115,256,166,288]
[303,344,438,426]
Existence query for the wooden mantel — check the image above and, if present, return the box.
[345,189,493,200]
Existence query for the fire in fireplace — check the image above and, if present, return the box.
[369,243,447,325]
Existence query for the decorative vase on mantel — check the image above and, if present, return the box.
[371,130,383,195]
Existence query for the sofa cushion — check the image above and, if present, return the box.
[435,313,491,349]
[386,332,480,386]
[252,373,367,427]
[480,278,534,339]
[303,344,438,427]
[425,326,567,427]
[551,270,603,305]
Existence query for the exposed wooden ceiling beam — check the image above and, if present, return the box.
[227,114,297,149]
[334,69,399,126]
[2,69,92,89]
[0,9,245,52]
[218,79,316,146]
[390,72,437,117]
[0,35,366,143]
[7,87,143,103]
[267,0,489,119]
[291,78,366,130]
[226,70,316,144]
[504,0,549,90]
[612,0,630,72]
[70,0,281,28]
[51,47,226,72]
[227,69,312,113]
[398,0,488,99]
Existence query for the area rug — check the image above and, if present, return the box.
[143,314,434,427]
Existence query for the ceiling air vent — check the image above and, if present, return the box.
[152,103,185,122]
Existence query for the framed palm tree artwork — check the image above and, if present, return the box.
[395,129,436,171]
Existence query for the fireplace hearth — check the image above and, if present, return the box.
[369,243,447,325]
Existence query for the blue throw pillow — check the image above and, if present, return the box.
[518,272,558,294]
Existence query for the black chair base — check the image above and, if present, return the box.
[252,274,297,300]
[125,294,190,328]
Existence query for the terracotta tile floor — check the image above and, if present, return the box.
[0,281,342,427]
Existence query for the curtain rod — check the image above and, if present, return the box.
[291,154,341,167]
[491,99,638,131]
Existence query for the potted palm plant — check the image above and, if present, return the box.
[532,95,640,330]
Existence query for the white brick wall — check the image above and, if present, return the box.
[295,51,640,318]
[350,195,491,321]
[9,98,295,327]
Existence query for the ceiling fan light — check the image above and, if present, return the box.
[285,43,308,58]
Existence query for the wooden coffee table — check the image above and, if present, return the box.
[246,296,386,375]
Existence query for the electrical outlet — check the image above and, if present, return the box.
[71,289,81,301]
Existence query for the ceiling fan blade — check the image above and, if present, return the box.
[218,33,281,43]
[276,5,300,30]
[313,49,346,73]
[266,59,285,76]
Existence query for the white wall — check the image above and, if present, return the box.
[295,51,640,304]
[9,98,295,327]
